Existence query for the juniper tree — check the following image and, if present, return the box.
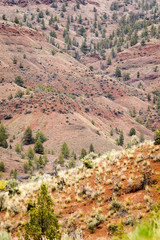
[115,67,121,78]
[41,19,46,30]
[38,155,45,168]
[89,144,95,153]
[34,138,44,154]
[119,131,124,146]
[58,153,64,165]
[15,75,24,87]
[61,142,69,158]
[81,40,88,54]
[129,128,136,136]
[10,169,18,179]
[80,148,87,159]
[27,146,35,160]
[15,143,21,153]
[0,123,8,148]
[35,130,46,143]
[116,131,124,146]
[24,184,61,240]
[107,56,112,65]
[0,161,5,172]
[23,126,34,145]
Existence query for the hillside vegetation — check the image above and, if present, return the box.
[0,0,160,239]
[0,0,160,153]
[0,139,160,239]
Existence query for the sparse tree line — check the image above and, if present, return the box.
[0,121,160,178]
[0,123,97,177]
[109,126,145,147]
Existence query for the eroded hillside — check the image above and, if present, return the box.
[0,0,160,153]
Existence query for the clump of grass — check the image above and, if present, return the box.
[109,200,124,212]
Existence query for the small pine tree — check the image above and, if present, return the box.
[42,19,46,30]
[14,16,19,24]
[0,161,5,172]
[2,14,7,20]
[118,131,124,146]
[141,38,145,46]
[13,169,18,179]
[13,57,17,64]
[58,153,64,165]
[61,142,69,158]
[55,24,58,30]
[38,155,45,168]
[24,162,29,173]
[72,151,77,160]
[35,130,46,143]
[107,56,112,65]
[15,76,24,87]
[0,123,8,148]
[15,143,21,153]
[43,154,48,165]
[23,13,27,22]
[129,128,136,136]
[110,129,113,136]
[62,4,66,12]
[34,138,44,154]
[147,93,151,102]
[27,146,35,160]
[115,67,121,78]
[80,148,87,159]
[111,48,116,58]
[50,30,57,38]
[89,144,94,153]
[81,40,88,55]
[23,126,34,145]
[24,184,61,240]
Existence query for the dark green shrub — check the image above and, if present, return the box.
[154,130,160,145]
[24,184,61,240]
[15,76,24,87]
[129,128,136,136]
[0,161,5,172]
[23,126,34,145]
[34,138,44,154]
[61,142,69,158]
[0,123,8,148]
